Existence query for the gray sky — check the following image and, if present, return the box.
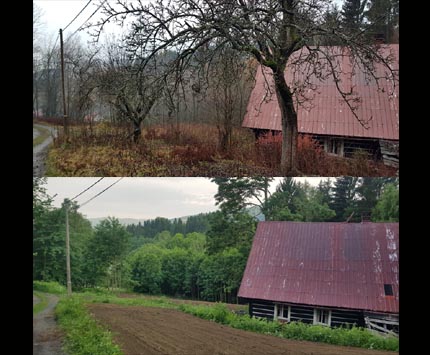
[44,177,324,220]
[34,0,125,44]
[34,0,346,44]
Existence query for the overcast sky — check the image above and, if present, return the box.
[44,177,324,220]
[34,0,346,44]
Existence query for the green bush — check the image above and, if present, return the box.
[177,303,398,351]
[55,296,123,355]
[33,281,66,294]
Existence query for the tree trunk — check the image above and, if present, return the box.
[273,69,299,175]
[133,121,141,143]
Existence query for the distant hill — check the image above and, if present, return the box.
[246,206,265,221]
[88,215,192,227]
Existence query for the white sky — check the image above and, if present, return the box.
[34,0,128,45]
[44,177,324,220]
[34,0,346,44]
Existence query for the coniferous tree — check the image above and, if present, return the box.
[365,0,399,43]
[329,177,358,221]
[341,0,367,33]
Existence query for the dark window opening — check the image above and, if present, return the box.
[384,284,394,296]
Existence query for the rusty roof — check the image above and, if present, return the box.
[242,45,399,140]
[238,221,399,313]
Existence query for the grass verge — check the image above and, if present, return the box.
[33,292,49,315]
[178,303,399,352]
[55,296,123,355]
[33,125,52,147]
[33,280,67,294]
[48,289,398,353]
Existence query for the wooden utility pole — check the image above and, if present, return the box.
[65,199,72,296]
[59,29,68,137]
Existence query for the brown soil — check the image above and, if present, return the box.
[88,304,397,355]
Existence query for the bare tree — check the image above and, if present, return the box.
[64,38,100,122]
[207,47,253,151]
[90,0,398,174]
[96,41,166,142]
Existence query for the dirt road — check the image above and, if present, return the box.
[33,294,66,355]
[88,304,397,355]
[33,124,57,177]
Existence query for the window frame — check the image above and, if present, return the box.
[324,137,344,156]
[313,308,332,326]
[274,303,291,322]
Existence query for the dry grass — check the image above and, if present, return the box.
[46,122,397,177]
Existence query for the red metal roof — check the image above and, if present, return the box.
[238,221,399,313]
[242,45,399,140]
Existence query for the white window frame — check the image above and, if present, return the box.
[324,138,344,156]
[313,308,332,326]
[274,304,291,322]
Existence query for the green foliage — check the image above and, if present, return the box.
[265,178,335,222]
[33,292,49,315]
[372,183,399,222]
[206,211,256,255]
[33,280,66,294]
[212,177,273,215]
[199,248,247,303]
[365,0,399,42]
[83,217,130,288]
[178,303,398,351]
[33,194,93,287]
[179,303,232,324]
[128,246,164,294]
[55,296,123,355]
[329,177,359,221]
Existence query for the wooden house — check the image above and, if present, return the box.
[238,221,399,335]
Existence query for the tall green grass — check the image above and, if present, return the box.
[33,281,67,294]
[178,303,399,351]
[33,292,49,315]
[55,296,123,355]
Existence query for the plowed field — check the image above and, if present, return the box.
[88,304,397,355]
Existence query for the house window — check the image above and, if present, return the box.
[324,138,344,156]
[314,308,331,326]
[275,304,290,321]
[384,284,394,296]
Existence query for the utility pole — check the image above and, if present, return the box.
[64,199,72,296]
[59,29,68,137]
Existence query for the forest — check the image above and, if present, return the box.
[33,0,399,176]
[33,176,399,303]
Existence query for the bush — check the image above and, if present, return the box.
[33,281,66,294]
[55,296,123,355]
[177,302,398,351]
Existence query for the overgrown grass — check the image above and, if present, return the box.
[33,125,52,146]
[55,296,123,355]
[46,122,397,176]
[33,280,67,294]
[33,292,49,315]
[178,303,399,352]
[50,290,398,352]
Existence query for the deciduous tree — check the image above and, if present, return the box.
[91,0,398,174]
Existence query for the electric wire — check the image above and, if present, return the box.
[70,177,104,201]
[63,0,93,31]
[79,177,124,208]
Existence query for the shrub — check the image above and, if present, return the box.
[55,296,123,355]
[33,281,66,294]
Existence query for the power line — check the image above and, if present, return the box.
[63,0,93,31]
[71,177,104,201]
[79,178,124,208]
[67,0,107,41]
